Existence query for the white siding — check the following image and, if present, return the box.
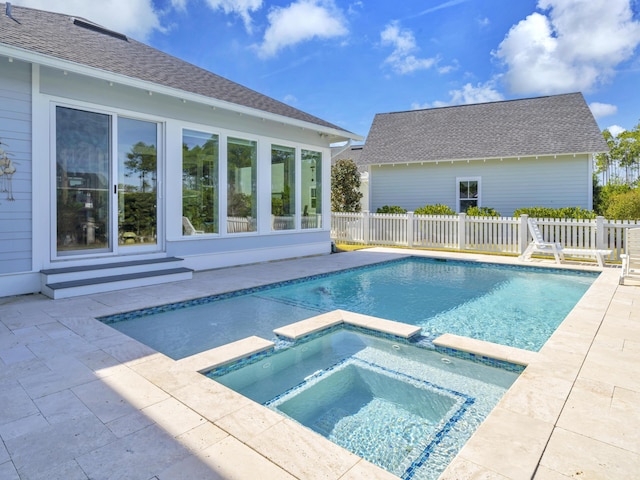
[0,59,32,274]
[370,156,591,216]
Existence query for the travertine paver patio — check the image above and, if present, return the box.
[0,248,638,479]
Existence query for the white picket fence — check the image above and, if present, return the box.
[331,212,640,262]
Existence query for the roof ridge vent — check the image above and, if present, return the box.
[72,18,128,41]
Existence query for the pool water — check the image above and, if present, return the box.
[102,257,596,359]
[210,329,520,480]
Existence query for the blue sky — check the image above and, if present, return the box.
[13,0,640,141]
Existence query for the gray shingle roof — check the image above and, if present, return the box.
[331,144,366,172]
[360,93,608,166]
[0,4,352,134]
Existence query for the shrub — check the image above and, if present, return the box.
[595,181,632,215]
[513,206,597,219]
[465,206,500,217]
[414,204,456,215]
[376,205,407,214]
[604,189,640,220]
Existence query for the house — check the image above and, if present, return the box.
[357,93,608,215]
[0,4,361,298]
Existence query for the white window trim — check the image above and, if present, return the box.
[455,176,481,213]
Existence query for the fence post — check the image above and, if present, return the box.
[595,216,605,250]
[458,213,466,250]
[407,211,414,247]
[363,211,370,245]
[519,214,529,254]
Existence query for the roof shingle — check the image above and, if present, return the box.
[0,4,351,134]
[360,93,608,165]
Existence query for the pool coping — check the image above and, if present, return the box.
[128,251,617,479]
[1,248,637,479]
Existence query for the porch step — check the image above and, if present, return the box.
[40,257,193,299]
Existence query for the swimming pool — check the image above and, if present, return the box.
[208,327,521,480]
[101,257,596,359]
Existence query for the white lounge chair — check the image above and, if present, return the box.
[520,218,611,267]
[620,227,640,284]
[182,216,204,235]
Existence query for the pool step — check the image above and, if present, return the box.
[40,257,193,299]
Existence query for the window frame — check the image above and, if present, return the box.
[456,176,481,213]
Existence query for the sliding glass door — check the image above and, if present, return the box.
[55,106,160,256]
[56,107,111,254]
[117,118,158,248]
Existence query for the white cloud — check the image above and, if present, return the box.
[412,81,504,110]
[256,0,347,58]
[204,0,263,34]
[12,0,163,41]
[589,102,618,118]
[257,0,348,58]
[380,22,437,74]
[347,1,363,15]
[448,82,504,104]
[495,0,640,95]
[607,125,626,137]
[171,0,188,11]
[283,94,298,104]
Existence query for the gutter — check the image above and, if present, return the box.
[331,139,353,159]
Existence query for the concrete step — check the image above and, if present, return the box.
[40,257,193,299]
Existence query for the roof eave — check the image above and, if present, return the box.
[367,151,608,166]
[0,44,362,142]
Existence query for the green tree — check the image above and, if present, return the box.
[596,122,640,185]
[124,141,157,193]
[331,159,362,212]
[605,189,640,220]
[594,180,631,215]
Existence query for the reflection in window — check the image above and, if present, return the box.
[56,106,111,253]
[458,179,479,212]
[227,137,257,233]
[271,145,296,230]
[182,130,219,235]
[302,149,321,229]
[118,118,158,246]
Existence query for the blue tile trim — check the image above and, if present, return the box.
[97,256,597,325]
[433,345,526,374]
[207,325,524,378]
[263,356,475,480]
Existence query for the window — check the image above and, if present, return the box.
[457,177,480,212]
[227,137,257,233]
[302,149,322,229]
[56,107,111,253]
[271,145,296,231]
[182,130,219,235]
